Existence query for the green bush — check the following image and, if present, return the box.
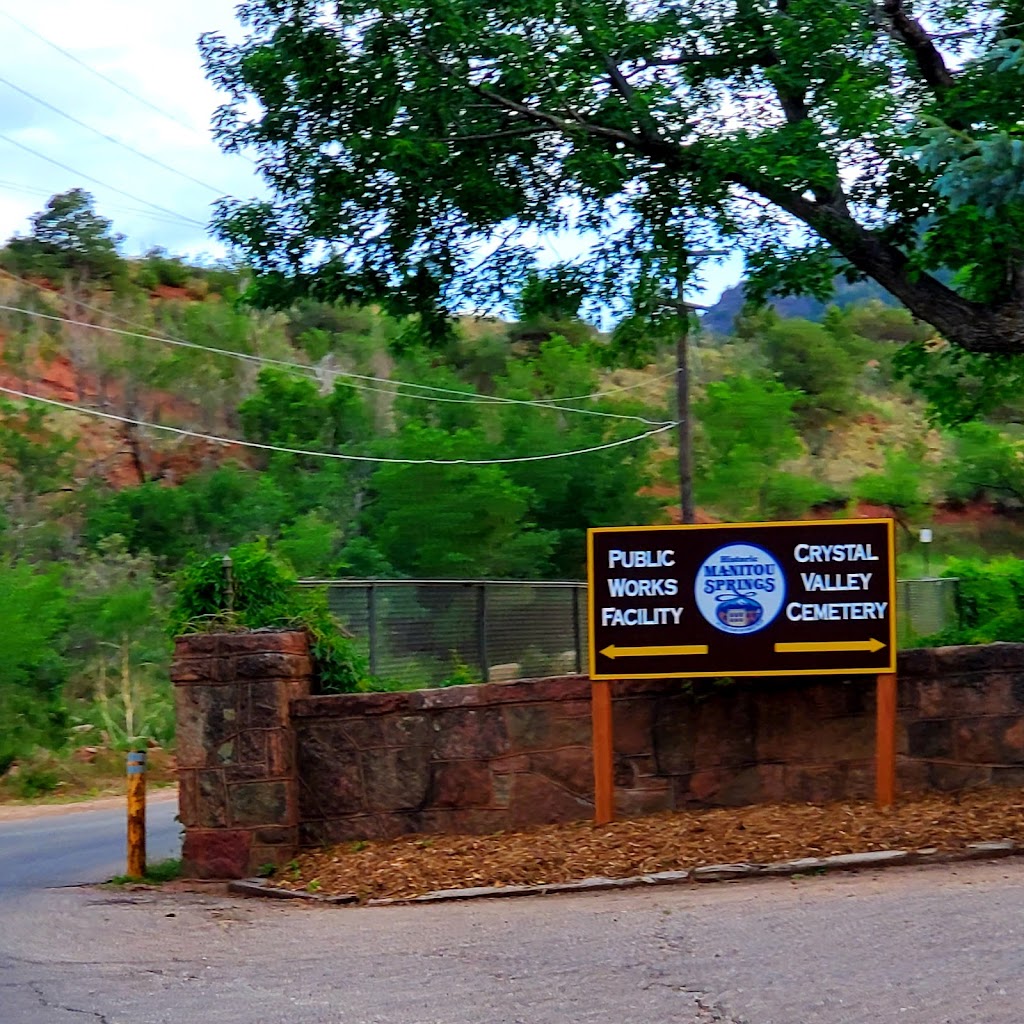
[172,542,367,693]
[916,556,1024,646]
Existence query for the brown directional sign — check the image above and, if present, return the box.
[587,519,896,679]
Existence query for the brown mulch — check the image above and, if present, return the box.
[276,789,1024,903]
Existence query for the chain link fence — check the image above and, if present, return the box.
[896,577,959,649]
[301,577,958,688]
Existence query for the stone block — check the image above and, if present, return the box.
[243,680,289,729]
[174,684,240,769]
[897,647,935,677]
[757,763,788,803]
[429,761,494,808]
[692,692,756,769]
[896,759,931,794]
[528,746,593,797]
[435,708,510,759]
[197,770,228,828]
[502,704,592,752]
[267,731,295,776]
[652,696,697,776]
[615,784,672,818]
[783,765,848,804]
[236,652,310,681]
[297,735,364,817]
[934,643,1024,675]
[612,698,655,755]
[236,729,266,766]
[684,766,763,807]
[224,762,274,784]
[230,780,290,828]
[379,714,431,749]
[253,825,298,846]
[927,762,992,791]
[991,766,1024,788]
[170,657,236,684]
[174,633,222,659]
[485,675,590,705]
[408,685,486,710]
[907,719,954,760]
[182,829,252,879]
[954,716,1024,764]
[176,769,199,828]
[363,746,431,812]
[506,771,592,828]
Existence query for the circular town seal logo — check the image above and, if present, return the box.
[694,542,786,635]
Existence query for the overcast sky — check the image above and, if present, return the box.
[0,0,259,260]
[0,1,739,299]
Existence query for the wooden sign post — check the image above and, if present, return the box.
[587,519,898,823]
[876,672,898,808]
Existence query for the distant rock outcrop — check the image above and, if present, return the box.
[700,277,898,334]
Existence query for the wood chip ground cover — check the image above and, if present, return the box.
[275,789,1024,902]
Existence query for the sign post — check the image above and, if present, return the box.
[586,519,898,821]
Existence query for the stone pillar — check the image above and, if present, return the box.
[171,630,311,878]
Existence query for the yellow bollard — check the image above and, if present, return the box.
[126,750,147,878]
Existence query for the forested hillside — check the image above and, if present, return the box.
[3,189,1024,791]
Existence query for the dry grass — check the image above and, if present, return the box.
[273,788,1024,902]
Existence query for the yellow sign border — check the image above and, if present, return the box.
[587,518,897,679]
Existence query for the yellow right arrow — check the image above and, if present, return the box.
[774,638,886,654]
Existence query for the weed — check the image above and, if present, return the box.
[108,858,182,886]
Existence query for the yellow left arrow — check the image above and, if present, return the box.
[600,644,709,659]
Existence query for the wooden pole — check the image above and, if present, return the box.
[126,749,147,878]
[875,673,897,808]
[675,278,695,525]
[591,680,615,824]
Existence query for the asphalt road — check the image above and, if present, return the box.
[0,792,181,890]
[1,856,1023,1023]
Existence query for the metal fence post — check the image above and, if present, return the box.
[367,583,378,677]
[477,583,489,682]
[572,586,583,673]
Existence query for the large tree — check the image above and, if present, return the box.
[202,1,1024,355]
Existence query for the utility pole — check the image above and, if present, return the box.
[666,250,726,526]
[675,273,695,525]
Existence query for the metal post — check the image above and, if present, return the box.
[572,586,582,674]
[222,555,234,614]
[126,750,147,878]
[477,584,489,682]
[367,583,378,677]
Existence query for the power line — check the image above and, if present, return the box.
[0,383,676,465]
[0,74,230,196]
[0,266,677,406]
[0,10,226,145]
[0,133,208,228]
[0,292,675,426]
[0,177,193,228]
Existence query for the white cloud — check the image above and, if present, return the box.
[0,0,261,258]
[0,2,742,302]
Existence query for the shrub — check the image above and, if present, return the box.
[915,556,1024,646]
[172,542,366,692]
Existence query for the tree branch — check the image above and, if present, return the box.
[473,85,679,161]
[880,0,957,92]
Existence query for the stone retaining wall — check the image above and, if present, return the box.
[172,635,1024,877]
